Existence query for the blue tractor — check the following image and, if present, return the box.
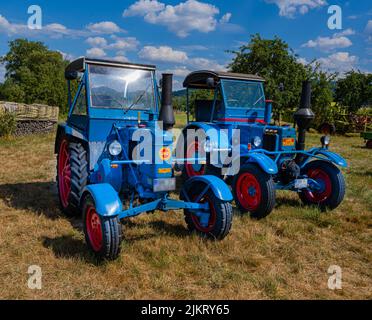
[179,70,347,219]
[55,58,233,260]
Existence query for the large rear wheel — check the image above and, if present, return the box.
[57,138,88,217]
[232,163,276,219]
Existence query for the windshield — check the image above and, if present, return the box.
[222,80,265,109]
[88,64,155,110]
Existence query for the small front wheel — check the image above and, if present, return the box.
[299,160,345,211]
[184,186,232,240]
[232,163,276,219]
[82,194,123,260]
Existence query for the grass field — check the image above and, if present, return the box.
[0,128,371,299]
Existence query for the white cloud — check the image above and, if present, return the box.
[123,0,165,16]
[139,46,188,62]
[57,50,75,61]
[188,57,226,71]
[302,30,355,51]
[163,67,191,77]
[86,47,107,58]
[123,0,228,37]
[220,13,232,24]
[112,55,128,62]
[86,21,123,34]
[0,64,5,83]
[106,36,139,51]
[366,20,372,43]
[86,37,108,47]
[265,0,327,18]
[297,57,309,65]
[317,52,358,73]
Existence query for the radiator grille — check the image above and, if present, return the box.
[263,134,277,151]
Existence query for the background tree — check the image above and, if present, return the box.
[0,39,69,113]
[335,71,372,113]
[228,34,307,121]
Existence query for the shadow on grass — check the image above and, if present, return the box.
[0,181,61,220]
[148,220,190,238]
[275,196,301,208]
[42,236,107,266]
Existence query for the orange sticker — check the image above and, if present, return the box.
[282,138,295,147]
[159,147,171,161]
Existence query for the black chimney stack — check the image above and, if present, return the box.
[294,80,315,152]
[159,73,175,130]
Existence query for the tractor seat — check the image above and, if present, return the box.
[195,100,220,122]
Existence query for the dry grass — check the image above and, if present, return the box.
[0,131,371,300]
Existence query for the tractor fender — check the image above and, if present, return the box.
[55,123,88,154]
[181,175,233,202]
[240,148,278,174]
[82,183,123,217]
[311,149,348,168]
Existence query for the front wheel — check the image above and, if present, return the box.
[82,194,123,260]
[183,186,232,240]
[232,163,276,219]
[299,160,345,211]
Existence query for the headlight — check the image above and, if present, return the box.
[108,140,122,156]
[203,140,217,153]
[321,135,331,147]
[253,136,262,147]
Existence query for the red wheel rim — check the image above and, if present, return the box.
[58,139,71,208]
[86,206,103,252]
[236,173,262,211]
[304,168,332,203]
[185,141,206,177]
[191,195,217,233]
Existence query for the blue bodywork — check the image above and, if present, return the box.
[56,59,232,226]
[182,75,347,193]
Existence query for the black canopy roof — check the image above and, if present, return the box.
[65,57,156,78]
[183,70,265,89]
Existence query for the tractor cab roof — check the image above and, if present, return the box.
[183,70,265,89]
[65,57,156,80]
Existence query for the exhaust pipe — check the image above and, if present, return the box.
[294,80,315,152]
[159,73,175,130]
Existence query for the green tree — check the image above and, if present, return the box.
[0,39,69,113]
[228,34,308,121]
[335,71,372,113]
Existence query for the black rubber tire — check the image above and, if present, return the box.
[299,160,345,211]
[82,194,123,260]
[366,140,372,149]
[183,184,232,240]
[56,138,88,217]
[232,163,276,219]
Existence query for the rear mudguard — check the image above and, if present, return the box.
[308,148,348,168]
[181,175,233,202]
[81,183,122,217]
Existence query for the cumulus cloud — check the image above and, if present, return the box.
[86,21,123,34]
[365,20,372,43]
[86,47,107,58]
[123,0,230,37]
[317,52,358,73]
[163,67,191,77]
[265,0,327,18]
[106,36,139,51]
[219,13,232,24]
[86,37,108,47]
[302,29,355,51]
[139,46,188,62]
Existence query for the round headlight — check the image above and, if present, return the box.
[253,136,262,147]
[108,140,122,156]
[321,135,331,147]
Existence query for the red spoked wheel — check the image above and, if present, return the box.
[183,185,232,240]
[299,160,345,211]
[185,141,206,177]
[190,195,217,233]
[232,163,276,219]
[82,194,123,260]
[57,139,71,209]
[235,173,262,212]
[85,206,103,252]
[302,168,332,203]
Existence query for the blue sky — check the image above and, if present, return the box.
[0,0,371,88]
